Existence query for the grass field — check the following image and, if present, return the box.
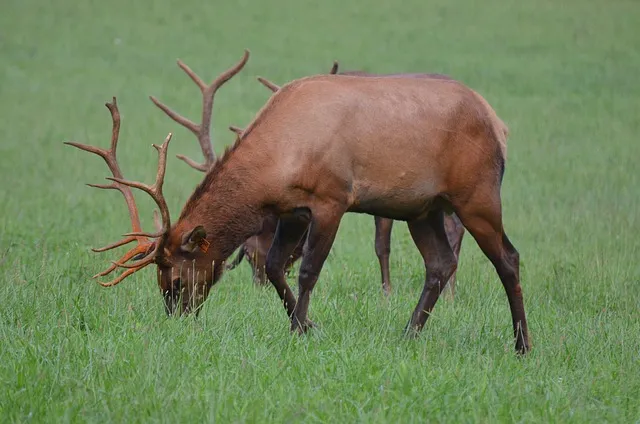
[2,0,639,422]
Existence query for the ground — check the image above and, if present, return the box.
[1,0,639,422]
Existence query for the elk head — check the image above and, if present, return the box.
[65,50,250,316]
[65,98,225,315]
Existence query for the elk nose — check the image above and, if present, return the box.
[163,278,183,316]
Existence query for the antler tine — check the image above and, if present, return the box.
[175,154,208,171]
[105,97,121,151]
[91,236,137,253]
[208,49,250,90]
[175,60,207,91]
[87,182,119,190]
[110,251,157,270]
[64,141,109,158]
[330,61,339,74]
[149,96,199,136]
[98,266,145,287]
[257,76,280,92]
[228,125,243,135]
[151,49,250,173]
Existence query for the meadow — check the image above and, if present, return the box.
[1,0,639,422]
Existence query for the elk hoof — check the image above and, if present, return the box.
[515,338,531,355]
[403,322,422,339]
[290,317,316,334]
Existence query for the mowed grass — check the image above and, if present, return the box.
[1,0,639,421]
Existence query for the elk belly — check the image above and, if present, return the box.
[348,178,440,221]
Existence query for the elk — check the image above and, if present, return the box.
[68,52,530,353]
[248,62,467,298]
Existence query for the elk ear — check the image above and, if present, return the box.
[180,225,209,253]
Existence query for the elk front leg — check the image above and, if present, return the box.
[265,212,311,318]
[291,207,343,334]
[405,209,458,335]
[374,216,393,295]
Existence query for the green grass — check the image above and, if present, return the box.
[1,0,639,422]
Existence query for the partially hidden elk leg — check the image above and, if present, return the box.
[283,232,306,277]
[452,184,530,354]
[291,207,343,334]
[225,247,246,271]
[265,211,311,318]
[405,209,458,336]
[243,215,279,286]
[441,213,465,300]
[249,242,268,286]
[374,216,393,296]
[242,235,270,286]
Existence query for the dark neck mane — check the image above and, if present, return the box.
[176,147,266,262]
[178,138,241,221]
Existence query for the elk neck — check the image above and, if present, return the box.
[174,141,273,263]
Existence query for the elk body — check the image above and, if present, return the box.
[230,64,466,298]
[68,55,529,353]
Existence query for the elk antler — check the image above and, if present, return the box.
[256,76,280,93]
[65,97,172,287]
[150,49,250,172]
[228,125,243,135]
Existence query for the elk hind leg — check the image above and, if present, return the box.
[453,186,530,354]
[374,216,394,295]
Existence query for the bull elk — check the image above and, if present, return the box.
[67,51,530,353]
